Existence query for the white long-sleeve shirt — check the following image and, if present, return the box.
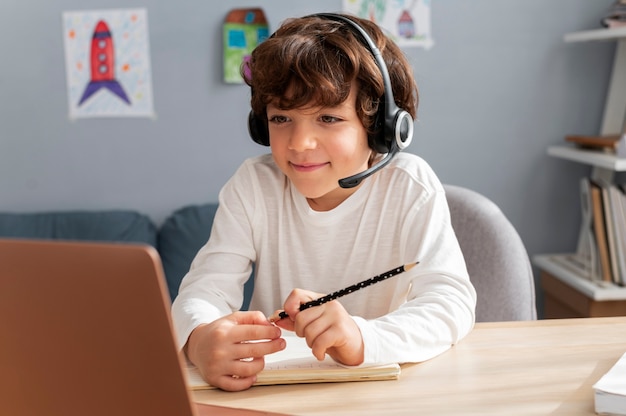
[172,152,476,365]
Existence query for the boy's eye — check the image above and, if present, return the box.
[268,115,288,124]
[320,115,341,123]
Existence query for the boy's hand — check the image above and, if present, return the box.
[273,289,364,366]
[185,311,285,391]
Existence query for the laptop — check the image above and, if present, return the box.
[0,238,287,416]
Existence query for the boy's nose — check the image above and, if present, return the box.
[288,123,317,151]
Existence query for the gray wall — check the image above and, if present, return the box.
[0,1,617,309]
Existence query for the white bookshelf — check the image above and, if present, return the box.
[564,27,626,43]
[533,254,626,301]
[534,26,626,317]
[547,146,626,172]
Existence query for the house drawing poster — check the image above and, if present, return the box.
[223,8,269,84]
[342,0,433,49]
[62,8,155,119]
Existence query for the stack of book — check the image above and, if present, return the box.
[574,177,626,286]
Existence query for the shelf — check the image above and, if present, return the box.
[547,145,626,171]
[533,254,626,301]
[564,27,626,43]
[538,26,626,316]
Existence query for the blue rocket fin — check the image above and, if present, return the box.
[78,80,131,106]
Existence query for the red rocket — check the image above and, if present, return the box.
[78,20,130,106]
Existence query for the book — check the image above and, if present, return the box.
[590,180,614,283]
[601,183,621,285]
[593,352,626,415]
[577,178,601,282]
[185,335,401,390]
[608,185,626,286]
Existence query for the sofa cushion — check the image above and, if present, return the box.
[158,203,254,308]
[0,210,157,246]
[158,204,217,301]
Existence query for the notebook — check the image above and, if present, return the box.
[0,238,287,416]
[593,352,626,415]
[186,334,401,389]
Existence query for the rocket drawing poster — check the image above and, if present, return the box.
[342,0,433,49]
[63,9,155,119]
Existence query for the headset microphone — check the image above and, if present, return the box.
[338,109,413,188]
[338,152,396,189]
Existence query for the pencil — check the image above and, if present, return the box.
[277,262,419,320]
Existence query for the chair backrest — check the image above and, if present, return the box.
[444,184,537,321]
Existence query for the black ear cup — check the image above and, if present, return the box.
[370,106,414,154]
[392,110,414,151]
[248,111,270,146]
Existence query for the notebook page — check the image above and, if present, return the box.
[185,334,400,389]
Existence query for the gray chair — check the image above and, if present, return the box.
[444,184,537,322]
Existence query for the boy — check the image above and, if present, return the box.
[172,13,476,392]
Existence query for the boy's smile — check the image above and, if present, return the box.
[289,161,330,173]
[267,83,372,211]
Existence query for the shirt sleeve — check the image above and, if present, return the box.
[170,165,257,350]
[353,187,476,365]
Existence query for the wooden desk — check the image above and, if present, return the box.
[193,317,626,415]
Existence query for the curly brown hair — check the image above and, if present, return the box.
[242,13,418,145]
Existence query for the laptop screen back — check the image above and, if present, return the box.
[0,239,197,416]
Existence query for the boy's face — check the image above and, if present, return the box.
[267,83,372,211]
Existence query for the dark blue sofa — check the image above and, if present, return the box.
[0,204,253,309]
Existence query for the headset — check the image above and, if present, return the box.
[247,13,414,188]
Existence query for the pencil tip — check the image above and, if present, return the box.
[405,261,419,271]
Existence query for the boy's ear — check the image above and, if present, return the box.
[248,111,270,146]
